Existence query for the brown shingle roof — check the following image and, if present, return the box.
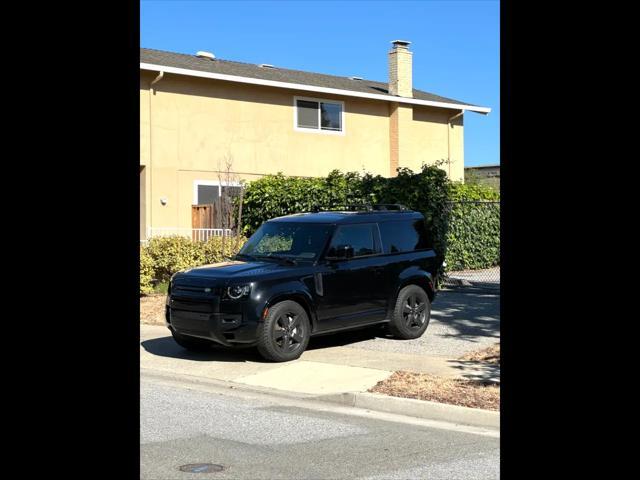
[140,47,480,108]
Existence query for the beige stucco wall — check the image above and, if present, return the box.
[140,71,465,234]
[402,106,464,182]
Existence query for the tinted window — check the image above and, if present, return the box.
[328,224,377,257]
[379,219,430,253]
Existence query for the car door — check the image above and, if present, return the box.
[315,223,387,330]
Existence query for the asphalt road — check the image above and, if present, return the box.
[141,374,500,480]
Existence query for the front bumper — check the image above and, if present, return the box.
[166,302,260,346]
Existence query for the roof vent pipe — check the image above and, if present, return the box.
[196,51,215,60]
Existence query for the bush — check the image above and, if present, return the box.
[448,181,499,201]
[140,245,155,295]
[444,181,500,271]
[239,164,500,274]
[240,170,369,235]
[241,165,451,261]
[444,202,500,271]
[140,236,246,295]
[145,236,206,284]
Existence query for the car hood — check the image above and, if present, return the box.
[173,259,301,284]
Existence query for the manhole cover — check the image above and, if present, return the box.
[178,463,225,473]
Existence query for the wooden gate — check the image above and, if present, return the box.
[192,197,233,241]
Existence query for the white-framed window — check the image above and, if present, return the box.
[293,96,345,135]
[193,180,242,205]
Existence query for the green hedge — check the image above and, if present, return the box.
[444,201,500,271]
[445,182,500,271]
[241,165,451,256]
[240,166,499,273]
[140,236,246,295]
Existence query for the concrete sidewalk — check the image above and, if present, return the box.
[140,325,499,396]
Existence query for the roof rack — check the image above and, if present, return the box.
[309,203,411,213]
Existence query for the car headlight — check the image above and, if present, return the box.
[226,284,251,300]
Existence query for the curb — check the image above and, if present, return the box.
[316,391,499,429]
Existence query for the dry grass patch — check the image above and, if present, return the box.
[369,371,500,411]
[459,343,500,364]
[140,294,167,325]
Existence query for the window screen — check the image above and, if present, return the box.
[197,185,219,205]
[296,100,319,129]
[296,99,342,132]
[221,185,242,199]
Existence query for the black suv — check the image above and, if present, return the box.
[166,205,441,362]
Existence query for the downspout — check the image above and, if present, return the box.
[447,110,464,179]
[148,71,164,238]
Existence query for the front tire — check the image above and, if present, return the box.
[257,300,310,362]
[171,329,214,352]
[388,285,431,340]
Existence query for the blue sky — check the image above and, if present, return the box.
[141,0,499,167]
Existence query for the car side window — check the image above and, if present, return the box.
[327,224,379,258]
[378,219,431,253]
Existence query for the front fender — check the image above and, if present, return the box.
[251,280,317,330]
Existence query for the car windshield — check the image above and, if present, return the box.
[239,222,333,261]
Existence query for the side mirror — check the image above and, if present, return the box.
[326,244,354,261]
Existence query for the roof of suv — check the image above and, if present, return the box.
[268,210,424,224]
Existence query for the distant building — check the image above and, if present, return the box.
[464,164,500,189]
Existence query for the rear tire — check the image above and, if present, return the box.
[257,300,310,362]
[171,329,214,352]
[388,285,431,340]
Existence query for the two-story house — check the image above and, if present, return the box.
[140,40,490,240]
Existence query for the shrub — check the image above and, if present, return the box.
[448,181,499,201]
[140,236,247,294]
[241,165,451,260]
[145,236,206,283]
[239,170,369,235]
[140,245,155,295]
[444,181,500,271]
[444,201,500,271]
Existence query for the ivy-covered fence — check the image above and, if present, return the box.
[444,201,500,271]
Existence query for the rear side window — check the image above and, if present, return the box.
[327,224,379,257]
[378,219,430,254]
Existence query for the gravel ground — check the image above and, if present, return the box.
[140,294,166,325]
[320,287,500,358]
[447,267,500,283]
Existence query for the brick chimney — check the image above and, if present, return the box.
[388,40,413,97]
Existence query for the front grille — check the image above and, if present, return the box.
[170,297,217,313]
[172,284,221,295]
